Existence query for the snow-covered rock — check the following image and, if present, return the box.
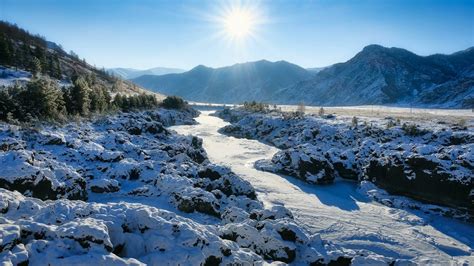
[0,107,373,264]
[257,143,335,184]
[217,108,473,215]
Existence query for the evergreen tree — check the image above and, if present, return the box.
[33,46,47,74]
[19,42,31,69]
[113,94,124,109]
[47,54,62,79]
[103,86,112,108]
[70,76,91,115]
[0,33,12,66]
[90,84,108,113]
[0,89,13,120]
[19,77,66,120]
[30,56,42,76]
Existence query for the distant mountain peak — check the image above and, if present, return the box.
[107,67,186,79]
[132,60,312,104]
[362,44,386,52]
[131,46,473,108]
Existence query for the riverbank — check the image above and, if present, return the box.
[172,110,474,264]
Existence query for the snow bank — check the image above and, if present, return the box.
[0,107,385,264]
[216,108,473,216]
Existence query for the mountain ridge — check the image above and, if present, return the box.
[276,45,474,108]
[132,45,474,108]
[108,67,186,79]
[132,59,312,103]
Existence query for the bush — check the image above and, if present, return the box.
[457,119,467,129]
[242,101,269,113]
[113,93,159,111]
[296,102,305,115]
[386,120,396,129]
[351,116,358,128]
[401,123,427,136]
[161,96,187,109]
[318,107,325,116]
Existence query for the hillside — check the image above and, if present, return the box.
[276,45,474,108]
[132,60,312,103]
[108,67,185,79]
[0,21,161,98]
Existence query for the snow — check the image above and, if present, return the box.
[172,111,474,264]
[0,107,373,264]
[0,66,31,87]
[216,108,473,210]
[0,66,73,88]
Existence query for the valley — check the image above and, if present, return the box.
[0,4,473,265]
[172,111,474,264]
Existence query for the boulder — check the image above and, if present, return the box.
[365,154,473,209]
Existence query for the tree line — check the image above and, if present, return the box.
[0,21,62,79]
[0,74,159,123]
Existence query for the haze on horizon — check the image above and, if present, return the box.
[1,0,473,70]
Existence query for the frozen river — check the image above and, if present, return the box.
[171,111,473,264]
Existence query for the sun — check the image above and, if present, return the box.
[214,3,264,42]
[224,8,254,39]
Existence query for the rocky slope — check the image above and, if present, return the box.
[0,107,395,265]
[132,60,312,103]
[275,45,474,108]
[215,108,473,218]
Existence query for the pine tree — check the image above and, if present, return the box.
[70,76,91,115]
[90,84,107,113]
[103,86,112,109]
[33,46,47,74]
[47,54,62,79]
[20,77,66,120]
[30,57,42,76]
[0,33,12,66]
[0,89,13,120]
[19,43,31,69]
[113,94,124,109]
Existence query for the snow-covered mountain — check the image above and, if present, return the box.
[108,67,186,79]
[133,45,473,108]
[132,60,312,103]
[276,45,474,108]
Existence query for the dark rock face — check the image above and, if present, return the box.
[0,175,87,201]
[365,155,473,210]
[264,247,296,263]
[278,227,297,242]
[174,194,221,218]
[260,144,336,185]
[198,168,222,180]
[90,181,120,194]
[332,161,358,180]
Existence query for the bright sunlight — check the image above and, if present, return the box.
[224,8,254,39]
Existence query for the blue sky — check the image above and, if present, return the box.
[1,0,473,70]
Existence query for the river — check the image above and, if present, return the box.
[171,111,474,264]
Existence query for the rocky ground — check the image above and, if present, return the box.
[215,108,473,220]
[0,107,397,265]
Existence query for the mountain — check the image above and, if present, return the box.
[132,60,312,103]
[306,66,330,74]
[276,45,474,108]
[132,45,473,108]
[108,67,186,79]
